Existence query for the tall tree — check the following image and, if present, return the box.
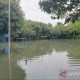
[0,0,24,34]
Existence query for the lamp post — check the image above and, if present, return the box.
[8,0,12,80]
[8,0,10,54]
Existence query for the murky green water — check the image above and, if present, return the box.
[0,40,80,80]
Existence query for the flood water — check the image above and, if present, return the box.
[0,40,80,80]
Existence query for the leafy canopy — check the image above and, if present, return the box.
[39,0,80,19]
[0,0,24,34]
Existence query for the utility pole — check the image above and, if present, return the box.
[8,0,12,79]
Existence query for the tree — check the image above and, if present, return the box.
[39,0,80,23]
[20,20,53,40]
[0,0,24,35]
[64,10,80,24]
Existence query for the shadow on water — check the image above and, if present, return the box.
[0,39,80,80]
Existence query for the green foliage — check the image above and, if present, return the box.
[0,0,80,40]
[0,0,24,34]
[17,20,54,40]
[52,21,80,39]
[0,0,54,40]
[39,0,80,18]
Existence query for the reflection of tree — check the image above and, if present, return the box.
[0,55,26,80]
[0,40,55,80]
[10,40,54,60]
[11,40,80,59]
[51,40,80,59]
[1,40,80,79]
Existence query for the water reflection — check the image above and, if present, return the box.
[0,40,80,80]
[12,40,80,80]
[68,57,80,69]
[17,51,68,80]
[0,54,26,80]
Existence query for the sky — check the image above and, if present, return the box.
[20,0,64,26]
